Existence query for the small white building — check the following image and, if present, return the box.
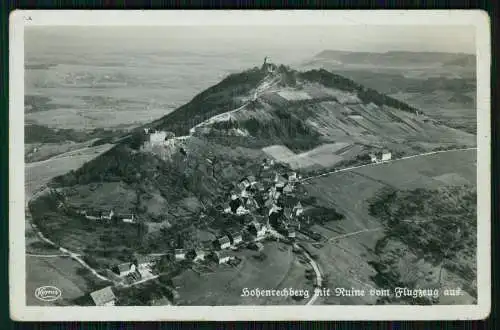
[149,130,167,146]
[293,202,304,217]
[175,249,186,261]
[134,255,158,271]
[369,154,378,163]
[236,205,249,216]
[193,250,206,262]
[114,262,136,277]
[381,150,392,161]
[121,214,136,223]
[215,236,232,250]
[230,232,243,246]
[101,210,114,221]
[214,251,235,264]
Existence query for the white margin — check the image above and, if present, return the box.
[9,10,491,321]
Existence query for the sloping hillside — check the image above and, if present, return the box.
[301,50,477,134]
[29,62,476,273]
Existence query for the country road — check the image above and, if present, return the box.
[301,147,477,182]
[267,228,323,305]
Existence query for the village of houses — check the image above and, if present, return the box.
[82,129,393,307]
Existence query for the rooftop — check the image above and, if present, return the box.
[90,286,116,306]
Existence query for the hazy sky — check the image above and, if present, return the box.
[26,25,476,55]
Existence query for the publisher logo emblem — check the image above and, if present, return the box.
[35,286,62,302]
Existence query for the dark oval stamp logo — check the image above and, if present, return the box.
[35,286,62,302]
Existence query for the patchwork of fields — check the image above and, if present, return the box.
[25,143,114,201]
[301,149,476,304]
[263,142,363,170]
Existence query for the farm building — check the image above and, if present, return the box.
[249,242,265,251]
[293,202,304,217]
[228,232,243,246]
[120,214,136,223]
[229,198,242,213]
[113,262,136,277]
[101,210,114,221]
[283,184,294,194]
[192,249,206,262]
[286,172,298,182]
[175,249,186,261]
[239,178,251,189]
[287,228,296,239]
[90,286,116,306]
[134,255,159,271]
[223,203,232,214]
[149,130,167,146]
[236,205,250,216]
[369,154,378,163]
[248,220,267,238]
[213,251,236,264]
[214,236,231,250]
[241,189,251,199]
[245,198,259,210]
[275,183,285,193]
[381,150,392,161]
[84,211,102,221]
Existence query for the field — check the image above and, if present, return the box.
[26,255,104,306]
[25,143,114,200]
[262,143,363,170]
[25,139,101,163]
[172,241,315,305]
[301,149,477,304]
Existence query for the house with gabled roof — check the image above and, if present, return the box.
[293,202,304,217]
[284,207,293,220]
[90,286,116,306]
[236,205,249,216]
[134,255,159,270]
[381,150,392,161]
[214,235,231,250]
[228,231,243,246]
[119,213,135,223]
[191,249,206,262]
[248,220,267,238]
[175,248,186,261]
[239,177,251,188]
[113,262,136,277]
[213,250,236,264]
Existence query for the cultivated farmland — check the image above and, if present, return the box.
[172,241,314,305]
[25,143,114,201]
[301,149,477,304]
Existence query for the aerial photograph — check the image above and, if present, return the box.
[24,25,477,307]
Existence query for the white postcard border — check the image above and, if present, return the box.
[9,9,491,321]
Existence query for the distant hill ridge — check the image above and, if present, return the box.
[310,50,475,67]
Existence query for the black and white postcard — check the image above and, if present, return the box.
[9,10,491,321]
